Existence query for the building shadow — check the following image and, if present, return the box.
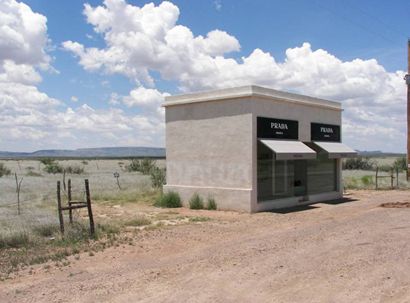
[268,204,321,214]
[320,197,358,205]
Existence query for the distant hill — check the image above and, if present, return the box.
[0,147,166,159]
[357,150,405,157]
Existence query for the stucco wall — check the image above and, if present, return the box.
[164,89,343,212]
[165,97,253,188]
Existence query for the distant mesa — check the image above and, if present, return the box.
[0,147,166,159]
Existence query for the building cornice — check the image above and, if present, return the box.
[163,85,342,111]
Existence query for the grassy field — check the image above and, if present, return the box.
[343,156,410,190]
[0,156,408,279]
[0,158,167,279]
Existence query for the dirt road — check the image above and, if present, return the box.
[1,190,410,303]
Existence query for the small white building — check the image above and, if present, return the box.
[162,85,356,212]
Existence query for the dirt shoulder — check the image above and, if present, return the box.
[1,190,410,303]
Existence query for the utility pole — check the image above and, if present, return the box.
[407,39,410,180]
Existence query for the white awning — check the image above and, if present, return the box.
[260,139,316,160]
[313,141,357,158]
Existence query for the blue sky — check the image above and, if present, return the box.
[1,0,409,152]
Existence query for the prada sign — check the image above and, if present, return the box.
[311,123,340,142]
[257,117,298,140]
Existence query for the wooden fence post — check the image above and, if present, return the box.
[68,179,73,224]
[390,169,394,189]
[375,167,378,190]
[57,181,64,234]
[396,168,399,188]
[85,179,95,237]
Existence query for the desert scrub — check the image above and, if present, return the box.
[189,193,204,210]
[206,197,217,210]
[33,223,60,237]
[64,165,85,174]
[0,163,11,177]
[126,158,156,174]
[25,166,42,177]
[393,157,407,171]
[0,231,31,249]
[42,160,64,174]
[93,189,160,205]
[154,191,182,208]
[150,166,166,188]
[343,157,375,170]
[360,175,373,187]
[125,215,151,227]
[189,216,210,222]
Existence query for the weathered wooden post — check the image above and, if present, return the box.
[68,179,73,224]
[85,179,95,237]
[375,167,378,190]
[396,168,399,188]
[390,169,394,189]
[57,181,64,234]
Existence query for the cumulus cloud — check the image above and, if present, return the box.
[0,0,166,151]
[0,0,49,66]
[61,0,406,152]
[1,0,406,152]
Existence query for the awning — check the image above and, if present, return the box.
[312,141,357,158]
[260,139,316,160]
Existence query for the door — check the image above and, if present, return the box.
[293,160,307,196]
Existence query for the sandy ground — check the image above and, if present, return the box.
[1,190,410,303]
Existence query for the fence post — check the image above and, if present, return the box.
[57,181,64,234]
[396,168,399,188]
[68,179,73,224]
[390,169,394,189]
[375,167,378,190]
[84,179,95,237]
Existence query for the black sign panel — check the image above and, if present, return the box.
[311,123,340,142]
[257,117,298,140]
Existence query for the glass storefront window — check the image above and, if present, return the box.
[307,154,337,194]
[257,142,337,202]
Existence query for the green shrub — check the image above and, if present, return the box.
[43,160,64,174]
[393,157,407,171]
[150,166,166,188]
[344,177,359,189]
[126,158,156,174]
[64,165,85,175]
[81,160,88,165]
[206,197,217,210]
[39,158,55,166]
[342,157,375,170]
[361,175,373,186]
[189,193,204,210]
[154,191,182,208]
[0,163,11,177]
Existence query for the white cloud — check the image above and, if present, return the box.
[62,0,406,152]
[0,0,49,66]
[0,0,165,151]
[1,0,406,152]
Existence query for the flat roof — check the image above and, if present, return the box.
[163,85,342,111]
